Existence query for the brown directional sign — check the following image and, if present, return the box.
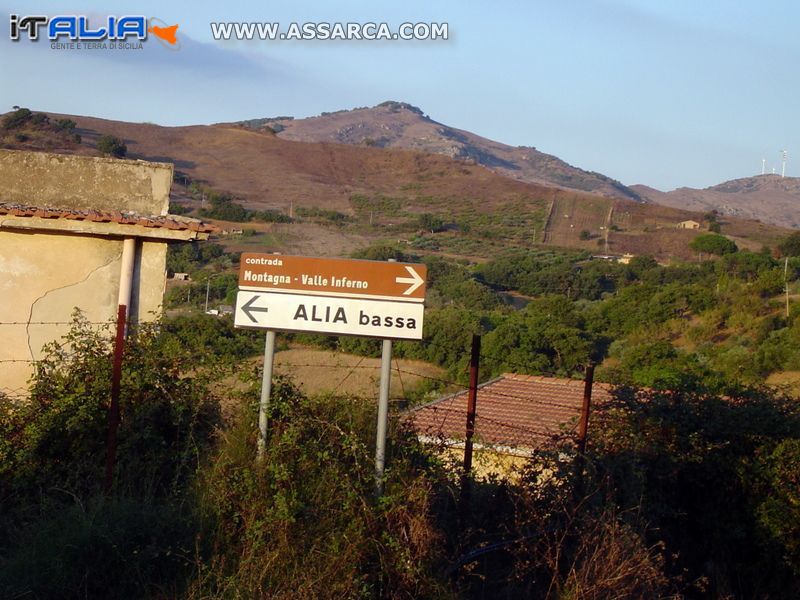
[238,253,427,302]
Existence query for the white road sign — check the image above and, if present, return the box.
[234,290,425,340]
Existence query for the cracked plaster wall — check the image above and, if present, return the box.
[0,151,172,395]
[0,232,167,394]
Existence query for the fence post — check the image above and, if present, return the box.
[574,363,595,499]
[460,334,481,519]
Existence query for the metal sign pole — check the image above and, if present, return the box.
[257,330,277,461]
[374,338,393,496]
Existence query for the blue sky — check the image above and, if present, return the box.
[1,1,797,190]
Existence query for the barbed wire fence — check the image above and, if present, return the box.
[1,320,596,459]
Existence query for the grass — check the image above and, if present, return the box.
[273,347,449,399]
[766,371,800,395]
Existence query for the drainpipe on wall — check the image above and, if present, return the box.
[105,238,136,495]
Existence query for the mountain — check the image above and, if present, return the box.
[1,110,789,261]
[233,101,643,202]
[631,175,800,229]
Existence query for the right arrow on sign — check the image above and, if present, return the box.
[241,294,269,323]
[395,266,425,295]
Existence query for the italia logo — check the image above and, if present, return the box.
[9,15,180,49]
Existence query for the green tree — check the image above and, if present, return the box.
[96,134,127,158]
[418,213,445,233]
[690,233,738,255]
[778,231,800,257]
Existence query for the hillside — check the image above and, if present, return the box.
[632,174,800,229]
[1,110,789,261]
[233,101,643,202]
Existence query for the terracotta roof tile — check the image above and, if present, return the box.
[0,202,218,233]
[407,374,613,450]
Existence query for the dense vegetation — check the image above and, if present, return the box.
[2,311,799,597]
[191,184,292,223]
[4,230,800,597]
[1,107,82,146]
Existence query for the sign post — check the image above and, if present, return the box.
[233,254,427,490]
[257,330,276,460]
[374,338,392,496]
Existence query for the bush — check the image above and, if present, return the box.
[0,315,222,598]
[188,378,452,598]
[251,209,291,223]
[2,107,32,129]
[418,213,445,233]
[587,386,800,596]
[55,118,77,131]
[96,134,127,158]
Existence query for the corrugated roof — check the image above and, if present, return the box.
[0,202,217,233]
[407,373,613,450]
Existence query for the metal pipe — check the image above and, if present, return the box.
[117,238,136,323]
[375,338,393,496]
[105,237,137,495]
[257,330,277,460]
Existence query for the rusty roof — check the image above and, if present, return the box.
[0,202,218,233]
[407,373,614,451]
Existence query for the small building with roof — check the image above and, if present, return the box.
[0,149,216,396]
[407,373,613,478]
[677,220,700,230]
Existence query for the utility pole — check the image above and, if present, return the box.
[204,278,210,313]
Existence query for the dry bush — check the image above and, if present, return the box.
[553,511,672,600]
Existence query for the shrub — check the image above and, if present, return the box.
[0,315,222,598]
[2,107,32,129]
[55,118,77,131]
[188,379,452,598]
[96,134,127,158]
[418,213,445,233]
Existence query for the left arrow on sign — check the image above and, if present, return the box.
[241,295,269,323]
